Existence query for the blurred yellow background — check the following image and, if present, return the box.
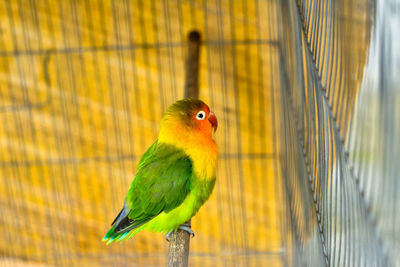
[0,0,284,266]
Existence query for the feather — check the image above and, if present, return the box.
[103,142,193,243]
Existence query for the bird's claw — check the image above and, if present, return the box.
[165,223,195,242]
[178,223,195,238]
[166,231,173,242]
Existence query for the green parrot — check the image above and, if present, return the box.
[103,98,218,244]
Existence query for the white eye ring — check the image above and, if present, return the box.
[196,111,206,120]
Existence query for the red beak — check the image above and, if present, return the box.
[208,112,218,132]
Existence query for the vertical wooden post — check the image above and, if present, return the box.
[167,30,201,267]
[183,31,201,99]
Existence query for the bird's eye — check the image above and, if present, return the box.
[196,111,206,120]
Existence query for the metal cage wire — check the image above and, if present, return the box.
[278,0,400,266]
[0,1,281,266]
[0,0,399,266]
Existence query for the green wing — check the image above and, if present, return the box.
[109,141,192,235]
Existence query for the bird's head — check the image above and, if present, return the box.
[159,98,218,145]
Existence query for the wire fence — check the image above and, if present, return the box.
[0,1,282,266]
[278,0,400,266]
[1,0,399,266]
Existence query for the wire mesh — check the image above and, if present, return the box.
[1,0,399,266]
[0,0,283,266]
[278,0,400,266]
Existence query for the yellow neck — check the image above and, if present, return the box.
[158,121,218,180]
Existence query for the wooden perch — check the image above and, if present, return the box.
[184,31,201,99]
[167,30,201,267]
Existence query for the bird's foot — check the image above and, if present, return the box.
[166,231,173,242]
[178,223,195,238]
[165,223,195,242]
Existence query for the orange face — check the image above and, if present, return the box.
[190,104,218,135]
[160,99,218,143]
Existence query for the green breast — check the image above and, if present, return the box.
[190,175,216,211]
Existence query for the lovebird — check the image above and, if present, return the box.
[103,98,218,244]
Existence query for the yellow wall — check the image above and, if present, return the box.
[0,1,283,266]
